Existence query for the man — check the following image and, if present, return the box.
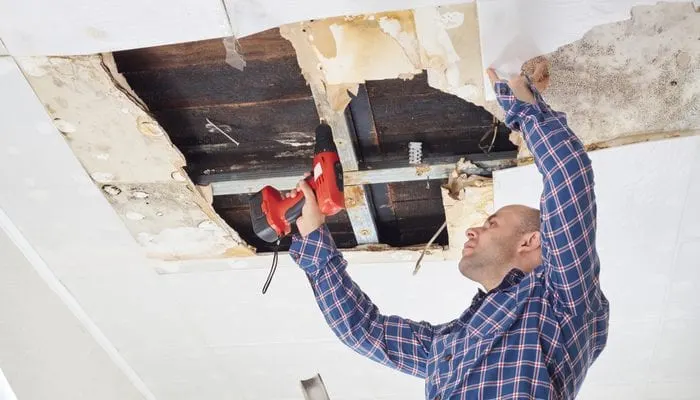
[286,62,609,399]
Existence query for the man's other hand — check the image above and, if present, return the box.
[487,58,550,105]
[285,173,325,237]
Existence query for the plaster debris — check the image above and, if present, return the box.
[222,36,247,71]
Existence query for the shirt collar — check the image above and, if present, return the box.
[476,268,525,296]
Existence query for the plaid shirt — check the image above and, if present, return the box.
[290,81,609,400]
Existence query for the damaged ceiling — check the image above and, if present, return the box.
[3,1,698,259]
[112,27,516,252]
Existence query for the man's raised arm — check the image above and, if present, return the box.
[489,67,604,316]
[288,178,448,377]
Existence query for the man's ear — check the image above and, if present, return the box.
[519,231,541,252]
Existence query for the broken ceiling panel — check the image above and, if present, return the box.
[113,27,514,253]
[413,3,485,104]
[226,0,472,39]
[15,55,252,260]
[0,0,232,56]
[281,5,490,108]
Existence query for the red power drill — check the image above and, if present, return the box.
[249,122,345,244]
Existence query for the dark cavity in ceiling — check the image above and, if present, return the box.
[113,28,516,253]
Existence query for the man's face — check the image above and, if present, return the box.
[458,207,522,282]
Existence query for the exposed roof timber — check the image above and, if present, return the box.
[207,151,516,196]
[310,84,379,243]
[284,18,381,245]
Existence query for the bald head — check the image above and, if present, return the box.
[459,204,542,290]
[512,205,541,234]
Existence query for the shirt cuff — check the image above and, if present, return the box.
[494,81,546,131]
[289,224,339,276]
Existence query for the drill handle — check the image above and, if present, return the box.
[282,174,316,226]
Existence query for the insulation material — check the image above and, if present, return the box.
[0,0,232,56]
[477,0,690,100]
[15,55,252,260]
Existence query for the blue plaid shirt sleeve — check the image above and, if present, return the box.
[290,225,446,378]
[494,80,603,316]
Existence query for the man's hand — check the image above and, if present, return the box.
[487,58,550,105]
[286,173,325,237]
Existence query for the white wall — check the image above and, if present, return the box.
[0,219,146,400]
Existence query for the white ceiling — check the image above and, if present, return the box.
[1,50,699,399]
[1,1,699,399]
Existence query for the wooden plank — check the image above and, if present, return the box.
[153,98,318,146]
[365,73,516,157]
[113,28,295,73]
[121,57,310,109]
[348,85,381,162]
[388,180,443,203]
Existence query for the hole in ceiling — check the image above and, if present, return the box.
[113,28,515,253]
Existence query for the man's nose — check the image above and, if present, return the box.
[466,227,479,239]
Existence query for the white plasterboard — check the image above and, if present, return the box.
[226,0,472,38]
[0,0,232,56]
[477,0,688,100]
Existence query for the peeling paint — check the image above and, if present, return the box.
[281,12,422,112]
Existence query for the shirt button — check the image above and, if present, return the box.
[443,354,453,362]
